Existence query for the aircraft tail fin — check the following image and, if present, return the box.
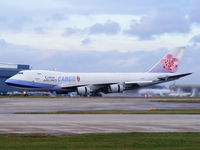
[148,47,185,73]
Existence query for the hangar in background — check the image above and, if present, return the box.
[0,63,30,94]
[170,84,200,97]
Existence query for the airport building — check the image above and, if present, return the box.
[170,84,200,97]
[0,63,30,94]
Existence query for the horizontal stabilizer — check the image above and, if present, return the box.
[166,73,192,81]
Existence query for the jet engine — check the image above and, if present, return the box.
[109,84,124,93]
[77,86,91,96]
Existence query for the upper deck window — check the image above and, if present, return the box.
[17,72,23,75]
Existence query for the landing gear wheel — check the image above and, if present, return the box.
[91,92,103,97]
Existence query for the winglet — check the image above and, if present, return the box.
[148,47,185,73]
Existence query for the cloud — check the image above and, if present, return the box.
[0,16,33,32]
[189,0,200,23]
[47,13,66,22]
[178,45,200,83]
[0,0,194,52]
[88,21,121,35]
[190,34,200,43]
[0,39,148,72]
[0,38,32,50]
[0,38,57,66]
[0,39,8,47]
[34,27,47,34]
[113,57,139,68]
[58,0,189,15]
[63,27,83,36]
[81,38,93,45]
[0,40,165,73]
[0,0,191,34]
[124,9,190,40]
[35,50,144,72]
[63,20,121,36]
[0,1,68,32]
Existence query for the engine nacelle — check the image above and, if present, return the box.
[77,86,91,96]
[109,84,124,93]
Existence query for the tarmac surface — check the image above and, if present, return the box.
[0,114,199,135]
[0,97,199,134]
[0,97,200,114]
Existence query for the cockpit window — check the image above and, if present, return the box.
[18,72,23,75]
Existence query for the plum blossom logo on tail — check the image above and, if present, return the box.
[160,54,179,71]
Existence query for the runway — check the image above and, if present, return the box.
[0,97,199,135]
[0,97,199,114]
[0,114,199,135]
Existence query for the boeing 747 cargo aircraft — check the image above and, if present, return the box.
[5,47,191,96]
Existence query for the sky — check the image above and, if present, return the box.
[0,0,199,84]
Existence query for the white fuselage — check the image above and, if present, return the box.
[6,70,179,91]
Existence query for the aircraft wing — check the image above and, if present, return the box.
[123,73,192,89]
[58,82,118,95]
[57,72,192,94]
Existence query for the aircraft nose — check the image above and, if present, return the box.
[5,78,13,86]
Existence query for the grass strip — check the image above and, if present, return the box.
[151,100,200,103]
[0,133,199,150]
[16,109,200,114]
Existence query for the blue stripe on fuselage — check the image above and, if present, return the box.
[5,79,58,90]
